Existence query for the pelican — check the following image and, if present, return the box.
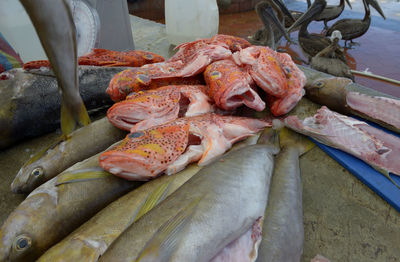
[314,0,352,29]
[326,0,386,47]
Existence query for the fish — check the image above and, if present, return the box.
[22,49,165,70]
[300,67,400,134]
[12,117,127,194]
[99,113,270,181]
[106,35,251,102]
[36,135,260,262]
[285,106,400,187]
[0,150,142,262]
[20,0,90,136]
[233,45,307,116]
[97,128,279,262]
[0,66,126,149]
[106,68,205,102]
[107,85,215,132]
[204,59,266,111]
[256,127,314,261]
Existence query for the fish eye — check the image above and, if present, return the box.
[143,54,153,60]
[129,132,145,139]
[31,167,44,178]
[315,81,325,88]
[210,71,221,80]
[13,235,32,251]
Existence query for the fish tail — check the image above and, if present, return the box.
[60,98,91,136]
[373,166,400,190]
[256,127,280,154]
[278,125,314,156]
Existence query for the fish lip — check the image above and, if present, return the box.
[99,152,151,180]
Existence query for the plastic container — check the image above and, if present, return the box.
[0,0,47,62]
[165,0,219,46]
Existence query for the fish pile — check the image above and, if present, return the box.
[3,31,400,262]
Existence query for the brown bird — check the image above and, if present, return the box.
[326,0,386,47]
[314,0,352,29]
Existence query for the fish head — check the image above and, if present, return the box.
[107,86,180,131]
[137,51,165,64]
[211,34,251,52]
[0,223,35,262]
[106,68,151,102]
[11,165,46,194]
[99,121,190,181]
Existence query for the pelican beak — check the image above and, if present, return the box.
[261,5,292,44]
[287,0,326,33]
[367,0,386,19]
[272,0,296,23]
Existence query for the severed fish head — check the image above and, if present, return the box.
[210,34,252,52]
[99,114,270,180]
[107,85,214,132]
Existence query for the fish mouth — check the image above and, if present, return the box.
[222,85,266,112]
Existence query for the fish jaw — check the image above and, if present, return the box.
[99,122,190,180]
[268,88,305,116]
[209,217,263,262]
[204,59,265,111]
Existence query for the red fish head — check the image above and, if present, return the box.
[107,68,151,102]
[204,60,265,111]
[99,121,190,180]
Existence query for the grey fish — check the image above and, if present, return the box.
[0,149,142,262]
[36,134,259,262]
[256,127,314,261]
[12,117,127,194]
[299,66,400,134]
[0,66,127,149]
[20,0,90,136]
[98,128,278,262]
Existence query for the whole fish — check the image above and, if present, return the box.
[285,106,400,187]
[99,113,270,180]
[23,49,165,70]
[107,85,215,132]
[233,46,307,116]
[98,128,278,262]
[0,150,142,262]
[20,0,90,135]
[204,59,266,111]
[299,66,400,134]
[12,117,127,194]
[37,135,260,262]
[256,127,314,261]
[0,66,126,149]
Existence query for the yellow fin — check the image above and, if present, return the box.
[23,135,65,167]
[134,181,172,223]
[60,99,91,136]
[279,127,315,156]
[56,167,111,186]
[373,166,400,190]
[135,196,202,262]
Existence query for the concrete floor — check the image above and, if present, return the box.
[0,15,399,262]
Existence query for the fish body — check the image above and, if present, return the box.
[0,151,141,262]
[285,106,400,181]
[99,113,270,180]
[22,49,165,70]
[256,128,314,261]
[98,129,278,262]
[0,66,125,149]
[204,59,266,111]
[233,46,306,116]
[12,117,127,194]
[107,85,215,132]
[20,0,90,135]
[300,66,400,134]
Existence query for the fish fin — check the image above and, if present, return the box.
[279,127,315,156]
[372,166,400,190]
[22,135,65,167]
[55,167,111,186]
[133,181,173,223]
[256,127,280,154]
[135,196,202,262]
[60,99,91,135]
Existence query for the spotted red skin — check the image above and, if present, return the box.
[22,49,165,70]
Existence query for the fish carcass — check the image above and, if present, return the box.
[99,113,270,181]
[98,128,279,262]
[285,106,400,186]
[107,85,215,132]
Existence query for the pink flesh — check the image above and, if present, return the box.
[209,217,263,262]
[268,88,305,116]
[311,255,331,262]
[346,92,400,130]
[285,106,400,176]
